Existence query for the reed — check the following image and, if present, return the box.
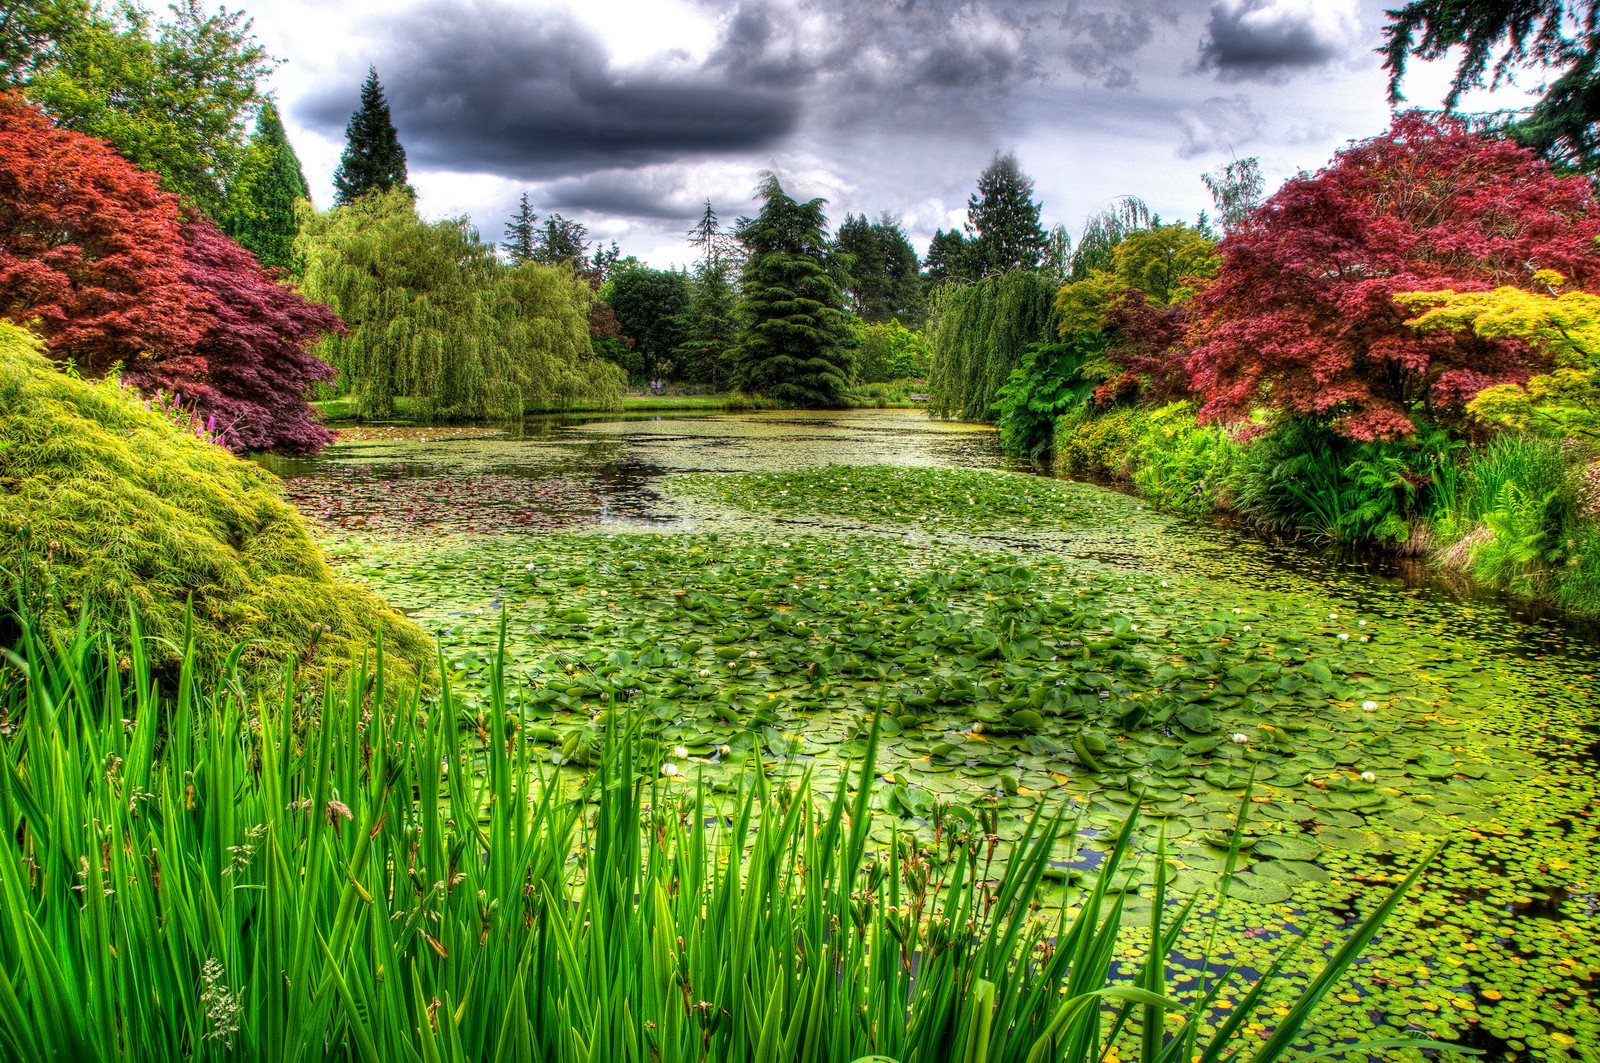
[0,614,1463,1062]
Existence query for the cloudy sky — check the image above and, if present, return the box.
[244,0,1533,268]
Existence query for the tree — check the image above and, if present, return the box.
[853,319,929,383]
[503,192,538,265]
[0,92,200,373]
[1054,221,1218,406]
[965,151,1048,276]
[333,67,410,206]
[1383,0,1600,172]
[687,199,741,273]
[732,173,855,406]
[1042,224,1072,284]
[835,213,926,325]
[125,216,339,452]
[533,213,590,269]
[675,259,738,388]
[1400,271,1600,438]
[925,272,1057,421]
[1070,197,1152,281]
[604,266,691,378]
[0,95,342,451]
[924,228,974,285]
[1201,158,1264,234]
[222,101,310,272]
[1187,112,1600,440]
[8,0,275,218]
[298,189,622,419]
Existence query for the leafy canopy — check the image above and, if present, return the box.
[4,0,275,217]
[731,173,855,407]
[1401,272,1600,438]
[1187,112,1600,440]
[925,272,1056,421]
[298,189,622,420]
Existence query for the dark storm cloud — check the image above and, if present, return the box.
[1196,0,1358,81]
[299,0,798,180]
[541,171,705,221]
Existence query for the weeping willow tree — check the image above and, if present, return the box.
[925,272,1057,421]
[297,189,623,419]
[1070,196,1152,281]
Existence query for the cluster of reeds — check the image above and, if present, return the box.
[0,614,1460,1062]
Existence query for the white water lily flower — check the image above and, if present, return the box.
[1231,733,1250,744]
[524,562,536,571]
[698,669,711,678]
[1160,580,1168,587]
[747,649,759,658]
[1359,635,1370,642]
[1358,620,1367,627]
[661,763,679,777]
[1362,700,1380,711]
[671,745,689,759]
[1242,625,1252,632]
[1360,771,1377,783]
[1337,633,1349,641]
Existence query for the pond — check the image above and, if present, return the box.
[262,409,1600,1062]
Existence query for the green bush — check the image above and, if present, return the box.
[993,339,1099,463]
[0,322,428,680]
[1055,403,1237,515]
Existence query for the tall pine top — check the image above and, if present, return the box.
[333,68,410,206]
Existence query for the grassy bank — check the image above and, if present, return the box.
[1053,402,1600,614]
[0,611,1454,1062]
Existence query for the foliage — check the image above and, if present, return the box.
[603,265,691,378]
[1200,158,1264,234]
[964,151,1049,277]
[1,96,340,451]
[502,191,539,265]
[298,189,622,420]
[0,607,1454,1063]
[852,318,929,384]
[122,216,340,453]
[1382,0,1600,171]
[835,212,926,325]
[1069,197,1151,281]
[1054,404,1239,515]
[731,173,856,407]
[1400,272,1600,439]
[686,198,741,273]
[4,0,275,217]
[0,322,427,678]
[924,227,974,286]
[673,259,738,388]
[1187,112,1600,440]
[0,92,200,373]
[221,102,311,273]
[993,338,1102,462]
[332,67,410,206]
[1228,420,1460,545]
[925,272,1056,421]
[530,213,592,270]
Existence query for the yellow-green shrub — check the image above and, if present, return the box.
[0,323,429,680]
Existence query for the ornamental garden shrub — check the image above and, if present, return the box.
[0,322,428,680]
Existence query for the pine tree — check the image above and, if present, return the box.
[504,192,538,265]
[732,173,855,406]
[223,102,311,272]
[925,228,974,285]
[332,67,410,206]
[965,151,1048,276]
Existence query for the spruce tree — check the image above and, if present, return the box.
[674,259,738,388]
[332,67,410,206]
[965,151,1048,276]
[504,192,538,264]
[835,212,925,325]
[925,228,974,285]
[223,102,311,272]
[732,173,855,407]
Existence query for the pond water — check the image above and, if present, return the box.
[262,409,1600,1062]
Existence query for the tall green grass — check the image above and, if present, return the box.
[0,614,1464,1062]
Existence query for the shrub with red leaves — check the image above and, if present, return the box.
[0,93,340,452]
[1186,112,1600,440]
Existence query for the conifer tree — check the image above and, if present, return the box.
[332,67,410,206]
[223,102,311,272]
[925,228,974,285]
[675,259,738,388]
[504,192,538,265]
[835,213,925,325]
[732,173,855,406]
[965,152,1048,276]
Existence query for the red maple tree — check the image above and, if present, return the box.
[0,94,342,452]
[1094,289,1194,407]
[1186,112,1600,439]
[122,218,340,453]
[0,92,201,372]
